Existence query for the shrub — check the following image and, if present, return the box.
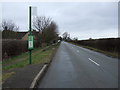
[2,39,40,60]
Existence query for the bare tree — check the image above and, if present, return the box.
[33,16,59,45]
[73,37,78,41]
[33,16,51,33]
[62,32,70,40]
[2,20,19,31]
[2,20,19,39]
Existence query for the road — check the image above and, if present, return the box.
[38,41,118,88]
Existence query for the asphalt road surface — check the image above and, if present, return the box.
[38,41,118,88]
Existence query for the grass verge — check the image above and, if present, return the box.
[2,43,60,83]
[2,43,60,71]
[70,42,119,59]
[81,45,119,58]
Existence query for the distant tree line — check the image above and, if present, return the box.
[61,32,78,42]
[62,32,71,41]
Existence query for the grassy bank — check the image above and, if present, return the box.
[2,43,60,71]
[2,43,60,83]
[81,45,118,58]
[69,42,119,59]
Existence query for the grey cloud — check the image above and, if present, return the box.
[2,2,118,39]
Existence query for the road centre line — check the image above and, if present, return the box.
[88,58,100,66]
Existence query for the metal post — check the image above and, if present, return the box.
[29,50,32,64]
[29,6,32,64]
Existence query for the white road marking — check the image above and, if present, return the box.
[88,58,100,66]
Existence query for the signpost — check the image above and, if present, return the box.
[28,34,34,50]
[28,6,33,64]
[28,6,37,64]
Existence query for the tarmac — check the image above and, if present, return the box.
[38,41,118,88]
[2,63,44,88]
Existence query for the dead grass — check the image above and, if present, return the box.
[2,72,16,83]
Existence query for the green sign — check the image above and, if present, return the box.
[28,35,34,50]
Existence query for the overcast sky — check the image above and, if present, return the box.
[2,2,118,40]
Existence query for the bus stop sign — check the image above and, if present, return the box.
[28,34,34,50]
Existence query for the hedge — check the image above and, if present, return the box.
[2,39,40,59]
[73,38,120,53]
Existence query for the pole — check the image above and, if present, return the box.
[29,6,32,34]
[29,6,32,64]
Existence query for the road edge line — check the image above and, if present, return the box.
[30,64,48,88]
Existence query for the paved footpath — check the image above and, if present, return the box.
[3,64,43,88]
[38,41,118,88]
